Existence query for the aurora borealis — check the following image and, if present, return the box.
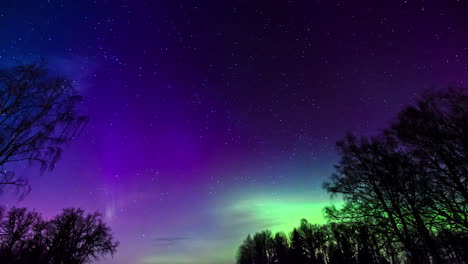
[1,1,468,263]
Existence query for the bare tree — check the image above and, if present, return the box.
[0,62,87,196]
[236,231,277,264]
[237,234,255,264]
[389,89,468,232]
[0,207,118,264]
[46,208,118,264]
[236,89,468,264]
[272,232,289,264]
[0,207,41,262]
[324,89,468,263]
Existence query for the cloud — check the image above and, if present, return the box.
[153,236,189,245]
[151,236,191,252]
[154,236,189,242]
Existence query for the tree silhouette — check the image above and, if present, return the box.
[298,219,329,264]
[389,89,468,233]
[237,235,255,264]
[324,134,433,262]
[236,231,276,264]
[236,221,394,264]
[236,89,468,264]
[0,208,41,263]
[0,63,117,263]
[272,232,289,264]
[0,207,118,264]
[0,62,87,196]
[289,228,306,264]
[46,208,118,264]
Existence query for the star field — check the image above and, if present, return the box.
[1,1,468,263]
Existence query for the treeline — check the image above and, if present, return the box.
[236,89,468,264]
[237,219,466,264]
[0,207,118,264]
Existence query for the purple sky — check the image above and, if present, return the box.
[1,1,468,263]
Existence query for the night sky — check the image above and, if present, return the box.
[1,1,468,263]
